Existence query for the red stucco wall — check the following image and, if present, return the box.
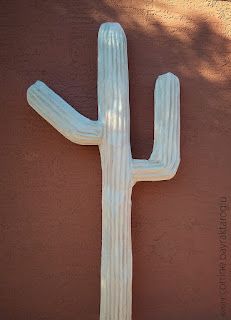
[1,1,231,319]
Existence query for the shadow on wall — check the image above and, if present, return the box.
[81,0,231,159]
[71,1,231,319]
[81,1,231,319]
[1,0,231,319]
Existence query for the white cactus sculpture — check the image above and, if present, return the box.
[27,22,180,320]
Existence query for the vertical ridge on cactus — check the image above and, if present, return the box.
[27,22,180,320]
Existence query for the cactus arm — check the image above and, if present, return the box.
[27,81,103,145]
[132,72,180,183]
[132,159,178,182]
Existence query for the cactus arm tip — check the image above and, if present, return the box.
[132,72,180,184]
[27,81,103,145]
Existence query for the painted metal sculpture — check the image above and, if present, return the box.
[27,22,180,320]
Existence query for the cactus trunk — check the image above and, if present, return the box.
[100,182,132,320]
[98,23,133,319]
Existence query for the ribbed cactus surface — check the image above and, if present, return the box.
[27,22,180,320]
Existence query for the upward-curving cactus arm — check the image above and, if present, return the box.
[132,72,180,183]
[27,81,103,145]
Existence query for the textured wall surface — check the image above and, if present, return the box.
[0,1,231,319]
